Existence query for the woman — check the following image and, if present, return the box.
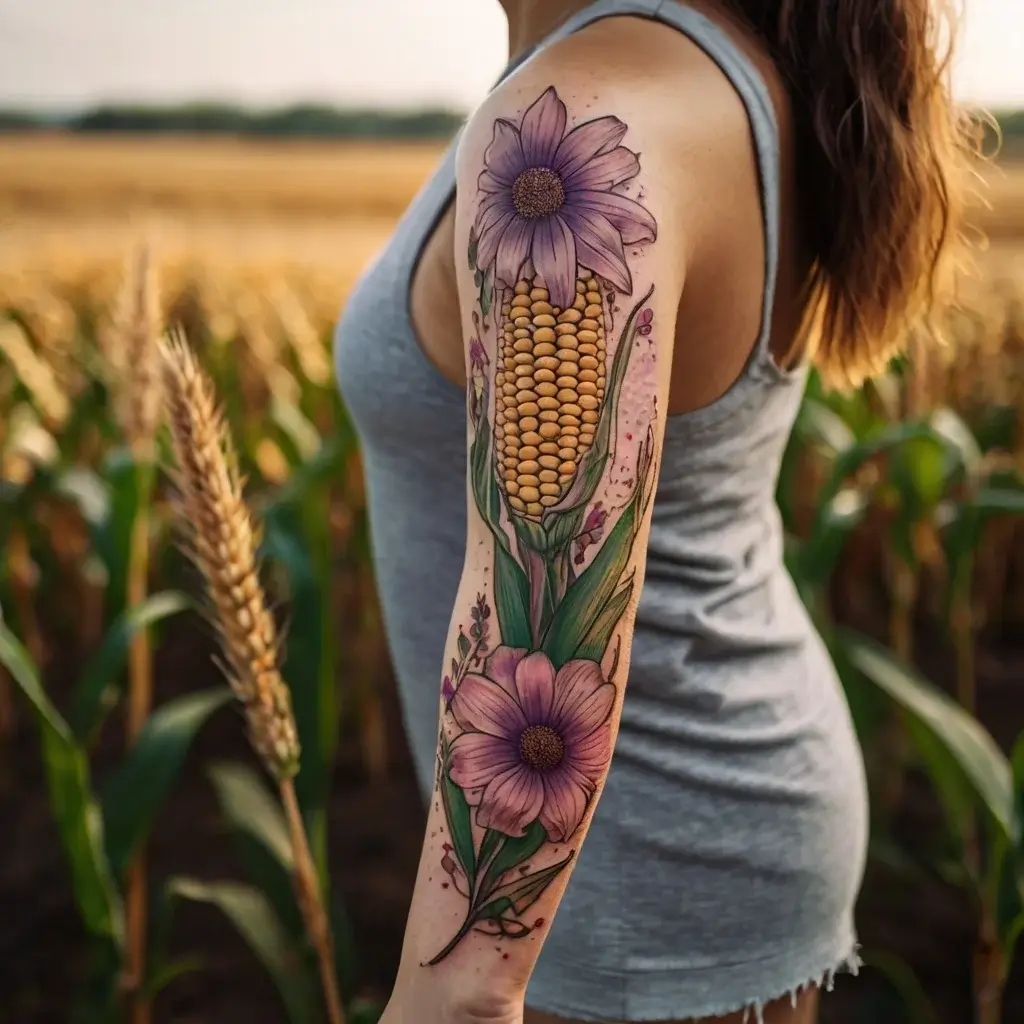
[335,1,974,1021]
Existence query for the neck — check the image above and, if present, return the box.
[500,0,590,59]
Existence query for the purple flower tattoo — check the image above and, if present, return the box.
[449,647,614,842]
[474,86,656,308]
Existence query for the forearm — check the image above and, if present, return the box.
[389,291,659,1016]
[388,560,629,1019]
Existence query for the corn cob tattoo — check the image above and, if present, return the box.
[495,272,608,518]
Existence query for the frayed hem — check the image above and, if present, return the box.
[735,945,862,1024]
[525,931,862,1022]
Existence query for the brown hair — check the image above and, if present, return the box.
[729,0,982,387]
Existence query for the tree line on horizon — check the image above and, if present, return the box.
[0,102,465,139]
[0,102,1021,152]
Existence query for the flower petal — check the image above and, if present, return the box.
[512,650,556,726]
[476,763,544,837]
[554,116,628,181]
[560,207,632,294]
[451,673,527,739]
[570,190,658,244]
[478,169,509,194]
[564,719,612,777]
[539,764,593,842]
[478,187,513,221]
[495,216,534,288]
[551,660,615,743]
[476,209,515,271]
[484,645,529,696]
[462,785,485,807]
[563,146,640,192]
[483,119,527,185]
[531,215,577,309]
[519,86,567,168]
[449,731,521,790]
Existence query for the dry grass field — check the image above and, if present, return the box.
[1,133,1022,316]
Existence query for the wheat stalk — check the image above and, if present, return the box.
[106,241,162,458]
[104,243,163,1024]
[159,328,344,1024]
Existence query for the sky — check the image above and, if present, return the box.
[0,0,1020,113]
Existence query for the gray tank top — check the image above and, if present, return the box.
[335,0,814,793]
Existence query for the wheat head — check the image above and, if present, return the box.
[160,327,300,780]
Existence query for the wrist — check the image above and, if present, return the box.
[385,960,525,1024]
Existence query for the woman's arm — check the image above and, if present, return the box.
[383,55,690,1024]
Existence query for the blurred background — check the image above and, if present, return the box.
[1,2,1024,1023]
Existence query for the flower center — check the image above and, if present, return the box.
[519,724,565,771]
[512,167,566,219]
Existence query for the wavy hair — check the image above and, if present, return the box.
[730,0,983,387]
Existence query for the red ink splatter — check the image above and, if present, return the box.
[626,433,633,440]
[502,953,510,960]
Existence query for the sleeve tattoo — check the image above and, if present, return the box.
[429,85,659,965]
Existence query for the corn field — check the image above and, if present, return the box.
[2,135,1024,1024]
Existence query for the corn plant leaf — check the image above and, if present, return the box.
[815,422,938,517]
[793,396,856,455]
[207,760,305,941]
[788,488,869,595]
[541,483,641,669]
[143,957,205,1000]
[440,734,476,883]
[261,501,335,877]
[331,891,361,1007]
[94,448,155,624]
[929,407,984,481]
[942,486,1024,608]
[573,581,633,663]
[167,878,319,1024]
[0,623,123,947]
[478,850,574,919]
[468,403,531,647]
[102,687,232,879]
[994,839,1024,954]
[859,948,939,1024]
[70,590,193,743]
[476,820,548,901]
[1001,733,1024,957]
[841,630,1015,842]
[888,433,949,525]
[55,466,111,529]
[209,761,294,868]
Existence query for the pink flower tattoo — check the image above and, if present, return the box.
[448,646,614,842]
[474,86,657,308]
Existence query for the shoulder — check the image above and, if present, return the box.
[456,12,787,266]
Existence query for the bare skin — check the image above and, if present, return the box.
[525,989,820,1024]
[392,2,820,1022]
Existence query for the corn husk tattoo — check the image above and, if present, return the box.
[430,86,658,965]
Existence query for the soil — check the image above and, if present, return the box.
[3,611,1024,1024]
